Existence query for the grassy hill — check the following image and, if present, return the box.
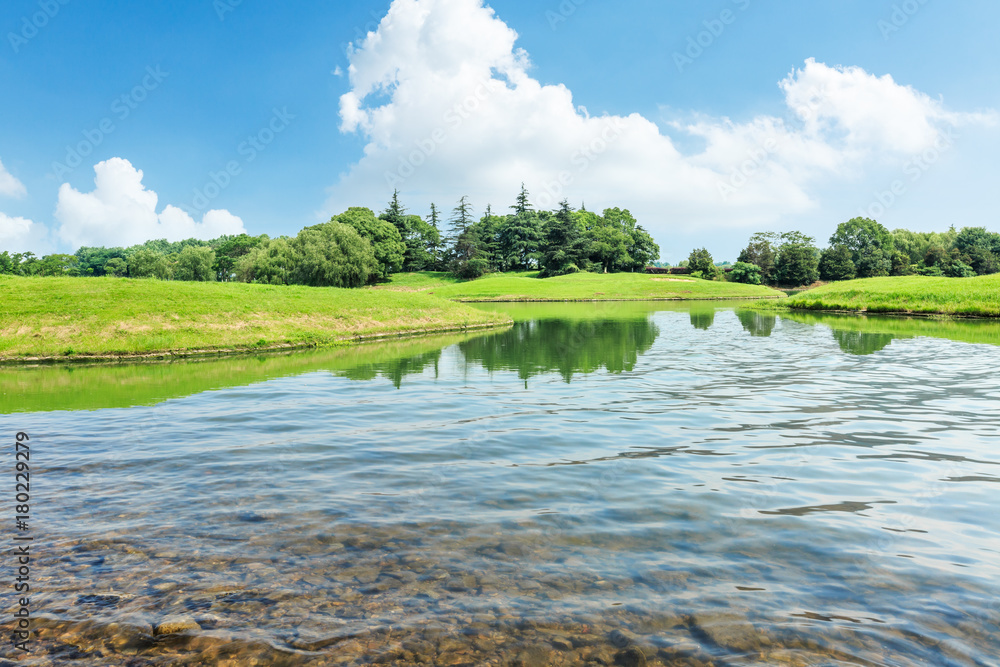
[0,275,509,360]
[786,274,1000,317]
[378,271,784,302]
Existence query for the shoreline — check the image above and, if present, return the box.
[0,320,512,366]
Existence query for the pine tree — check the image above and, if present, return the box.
[511,183,532,215]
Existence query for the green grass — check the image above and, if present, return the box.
[786,274,1000,317]
[777,310,1000,348]
[0,275,510,360]
[379,271,783,301]
[1,331,481,413]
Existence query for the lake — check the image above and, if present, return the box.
[2,302,999,666]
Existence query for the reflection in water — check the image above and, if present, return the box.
[737,310,777,337]
[459,317,659,383]
[689,307,716,331]
[831,329,895,355]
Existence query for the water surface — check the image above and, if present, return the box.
[2,304,999,666]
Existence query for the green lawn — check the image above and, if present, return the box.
[786,274,1000,317]
[0,276,510,360]
[379,271,783,301]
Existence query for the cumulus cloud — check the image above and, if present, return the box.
[55,158,246,249]
[326,0,996,239]
[0,158,27,199]
[0,212,47,252]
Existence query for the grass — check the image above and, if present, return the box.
[1,331,481,413]
[0,275,510,360]
[786,274,1000,317]
[378,271,783,301]
[776,309,1000,348]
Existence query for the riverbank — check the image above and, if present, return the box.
[379,271,784,301]
[0,276,511,362]
[785,274,1000,317]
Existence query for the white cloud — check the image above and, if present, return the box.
[0,158,27,199]
[0,212,43,251]
[55,158,246,249]
[326,0,996,242]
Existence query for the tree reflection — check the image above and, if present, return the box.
[831,330,895,355]
[458,317,659,383]
[737,310,777,337]
[689,307,716,331]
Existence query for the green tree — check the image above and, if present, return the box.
[953,227,1000,275]
[687,248,715,276]
[127,249,171,279]
[737,232,778,285]
[729,262,762,285]
[236,238,297,285]
[511,183,533,215]
[290,221,377,287]
[0,251,19,274]
[427,203,445,270]
[336,207,405,280]
[829,218,894,278]
[173,246,216,281]
[34,254,79,277]
[539,200,590,277]
[496,212,543,271]
[103,257,128,277]
[213,234,264,281]
[819,245,856,281]
[775,231,819,286]
[75,246,127,277]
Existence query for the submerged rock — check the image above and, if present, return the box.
[154,615,202,635]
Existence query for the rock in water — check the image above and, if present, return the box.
[615,647,648,667]
[153,615,201,635]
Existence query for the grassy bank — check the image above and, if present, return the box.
[786,274,1000,317]
[0,276,510,361]
[379,271,783,301]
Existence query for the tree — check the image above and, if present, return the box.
[450,196,474,237]
[427,203,445,270]
[128,249,171,279]
[0,251,18,275]
[953,227,1000,275]
[336,207,405,280]
[75,246,127,277]
[173,246,216,281]
[539,200,590,277]
[34,254,79,277]
[775,231,819,286]
[290,222,377,287]
[819,245,856,281]
[729,262,762,285]
[213,234,264,281]
[687,248,715,276]
[103,258,128,277]
[738,232,778,284]
[829,218,894,278]
[496,212,543,271]
[236,238,297,285]
[511,183,533,215]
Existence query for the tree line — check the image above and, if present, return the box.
[690,218,1000,287]
[0,185,659,287]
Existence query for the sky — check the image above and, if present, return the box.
[2,0,998,263]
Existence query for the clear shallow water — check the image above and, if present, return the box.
[2,304,1000,666]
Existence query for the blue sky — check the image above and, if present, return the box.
[2,0,998,262]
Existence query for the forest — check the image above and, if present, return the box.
[0,186,659,288]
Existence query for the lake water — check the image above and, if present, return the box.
[2,303,999,666]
